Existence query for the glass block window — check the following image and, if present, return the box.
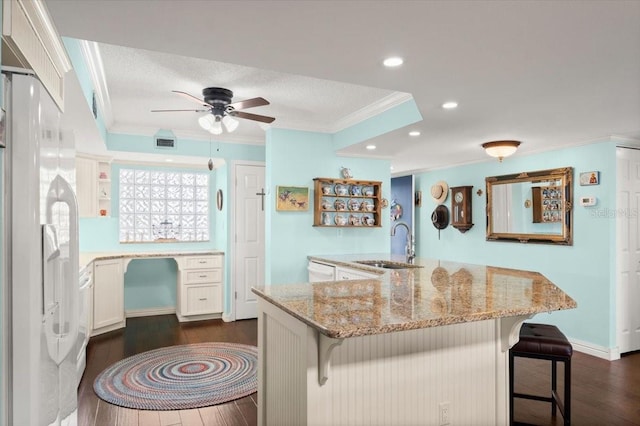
[119,168,209,242]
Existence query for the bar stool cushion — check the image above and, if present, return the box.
[513,323,573,358]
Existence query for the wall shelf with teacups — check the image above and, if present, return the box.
[313,178,382,227]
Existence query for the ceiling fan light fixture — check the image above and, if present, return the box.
[198,114,215,131]
[482,140,521,162]
[209,116,223,135]
[222,115,239,133]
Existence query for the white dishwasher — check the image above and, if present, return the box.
[307,261,336,282]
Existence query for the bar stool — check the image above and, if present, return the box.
[509,323,573,426]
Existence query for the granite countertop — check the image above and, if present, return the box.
[252,254,577,339]
[79,250,224,272]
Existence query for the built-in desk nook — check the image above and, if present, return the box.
[80,251,224,336]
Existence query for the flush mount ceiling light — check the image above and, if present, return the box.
[481,140,521,162]
[383,57,404,67]
[366,144,376,150]
[409,131,421,137]
[442,101,458,109]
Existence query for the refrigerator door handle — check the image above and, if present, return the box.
[44,175,80,364]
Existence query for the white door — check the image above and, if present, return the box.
[617,147,640,353]
[234,163,265,320]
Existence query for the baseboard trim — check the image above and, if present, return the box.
[125,307,176,318]
[570,338,620,361]
[222,312,234,322]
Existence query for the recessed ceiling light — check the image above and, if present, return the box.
[442,101,458,109]
[165,158,173,162]
[390,166,394,171]
[366,144,376,150]
[409,131,421,137]
[383,57,403,67]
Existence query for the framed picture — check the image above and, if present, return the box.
[276,186,309,211]
[579,171,599,186]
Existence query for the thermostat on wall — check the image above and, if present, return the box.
[579,196,596,207]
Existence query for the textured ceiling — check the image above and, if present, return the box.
[48,0,640,174]
[100,43,399,143]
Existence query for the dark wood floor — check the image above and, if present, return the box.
[80,315,640,426]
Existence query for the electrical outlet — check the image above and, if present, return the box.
[439,402,450,425]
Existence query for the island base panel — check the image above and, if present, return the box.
[258,300,528,426]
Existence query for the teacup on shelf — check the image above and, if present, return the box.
[349,214,360,226]
[348,199,360,211]
[322,200,333,210]
[334,215,347,226]
[322,185,333,195]
[363,187,374,196]
[334,199,347,211]
[361,201,374,212]
[361,215,375,226]
[350,185,362,196]
[335,184,349,196]
[322,212,332,225]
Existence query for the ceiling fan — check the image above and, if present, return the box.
[151,87,275,135]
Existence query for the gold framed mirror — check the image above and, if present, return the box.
[485,167,573,245]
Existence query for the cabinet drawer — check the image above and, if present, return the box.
[184,255,222,270]
[183,269,222,284]
[182,284,222,315]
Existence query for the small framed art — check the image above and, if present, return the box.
[579,171,599,186]
[276,186,309,211]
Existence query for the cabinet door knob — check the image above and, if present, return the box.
[198,298,207,301]
[199,274,208,278]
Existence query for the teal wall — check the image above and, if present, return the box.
[414,140,616,349]
[107,133,265,163]
[265,128,392,285]
[212,163,231,314]
[124,259,178,311]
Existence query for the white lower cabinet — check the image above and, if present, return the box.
[183,283,223,315]
[335,266,378,281]
[92,258,125,335]
[177,254,224,322]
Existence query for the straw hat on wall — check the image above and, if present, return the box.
[430,181,449,204]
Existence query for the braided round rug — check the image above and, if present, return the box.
[93,342,258,410]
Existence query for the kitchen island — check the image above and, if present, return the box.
[252,255,576,426]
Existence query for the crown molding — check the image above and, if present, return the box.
[336,151,394,161]
[79,40,114,128]
[330,92,414,133]
[269,92,413,134]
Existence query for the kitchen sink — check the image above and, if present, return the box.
[354,260,423,269]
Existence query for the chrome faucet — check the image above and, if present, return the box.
[391,221,415,264]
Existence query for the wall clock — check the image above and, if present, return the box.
[450,186,473,233]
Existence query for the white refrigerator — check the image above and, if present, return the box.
[4,69,79,425]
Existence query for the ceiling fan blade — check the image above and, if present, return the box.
[151,108,208,112]
[231,110,276,124]
[172,90,211,107]
[227,97,270,111]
